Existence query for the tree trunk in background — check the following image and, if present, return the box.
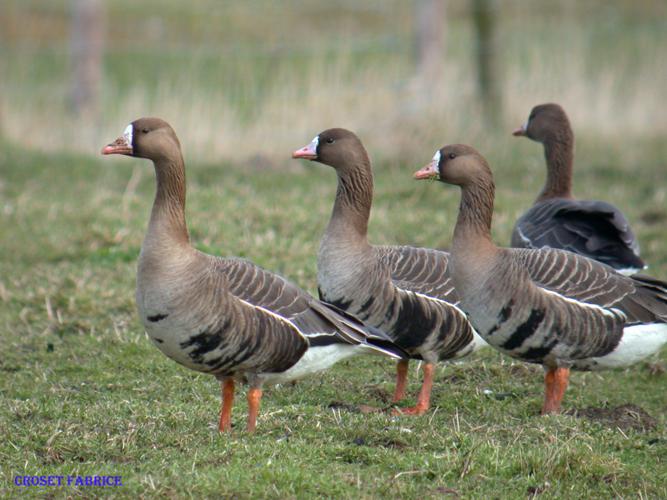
[405,0,445,118]
[69,0,104,118]
[415,0,445,85]
[472,0,502,127]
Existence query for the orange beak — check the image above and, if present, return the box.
[101,135,133,156]
[512,125,526,137]
[413,159,439,180]
[292,141,318,160]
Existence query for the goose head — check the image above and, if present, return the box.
[102,117,181,161]
[292,128,369,175]
[512,103,570,143]
[413,144,492,187]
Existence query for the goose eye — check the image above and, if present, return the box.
[326,138,335,144]
[448,152,456,160]
[141,128,149,134]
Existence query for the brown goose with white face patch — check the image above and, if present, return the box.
[511,103,645,275]
[415,144,667,414]
[101,118,406,433]
[293,129,485,416]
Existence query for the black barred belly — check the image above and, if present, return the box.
[481,308,553,364]
[178,327,249,375]
[175,313,306,377]
[384,293,437,351]
[480,298,623,365]
[320,287,470,360]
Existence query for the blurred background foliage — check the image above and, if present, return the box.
[1,0,665,163]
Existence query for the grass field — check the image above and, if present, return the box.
[1,1,667,498]
[1,135,666,498]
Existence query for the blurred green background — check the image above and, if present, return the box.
[2,0,665,161]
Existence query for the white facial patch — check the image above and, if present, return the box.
[431,150,441,173]
[123,123,133,147]
[310,135,319,152]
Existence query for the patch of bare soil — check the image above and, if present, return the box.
[639,209,667,225]
[364,386,393,404]
[507,363,540,379]
[328,401,360,413]
[645,361,666,376]
[567,404,657,432]
[328,401,391,414]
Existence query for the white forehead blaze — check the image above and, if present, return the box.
[310,135,319,151]
[123,124,133,147]
[431,150,441,173]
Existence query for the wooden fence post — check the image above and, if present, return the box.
[472,0,502,126]
[415,0,445,85]
[69,0,105,118]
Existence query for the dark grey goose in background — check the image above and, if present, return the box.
[512,103,645,275]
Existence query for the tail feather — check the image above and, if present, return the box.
[628,274,667,322]
[309,299,408,359]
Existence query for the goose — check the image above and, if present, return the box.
[292,129,485,415]
[101,118,406,432]
[511,103,645,275]
[414,144,667,414]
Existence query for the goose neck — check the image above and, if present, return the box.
[538,132,574,202]
[326,163,373,244]
[145,154,190,250]
[452,179,496,255]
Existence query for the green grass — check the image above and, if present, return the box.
[1,136,666,498]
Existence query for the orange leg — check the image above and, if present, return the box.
[393,363,435,416]
[541,367,570,415]
[392,359,410,403]
[246,386,263,432]
[218,378,235,432]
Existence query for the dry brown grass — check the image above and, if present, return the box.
[1,0,666,164]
